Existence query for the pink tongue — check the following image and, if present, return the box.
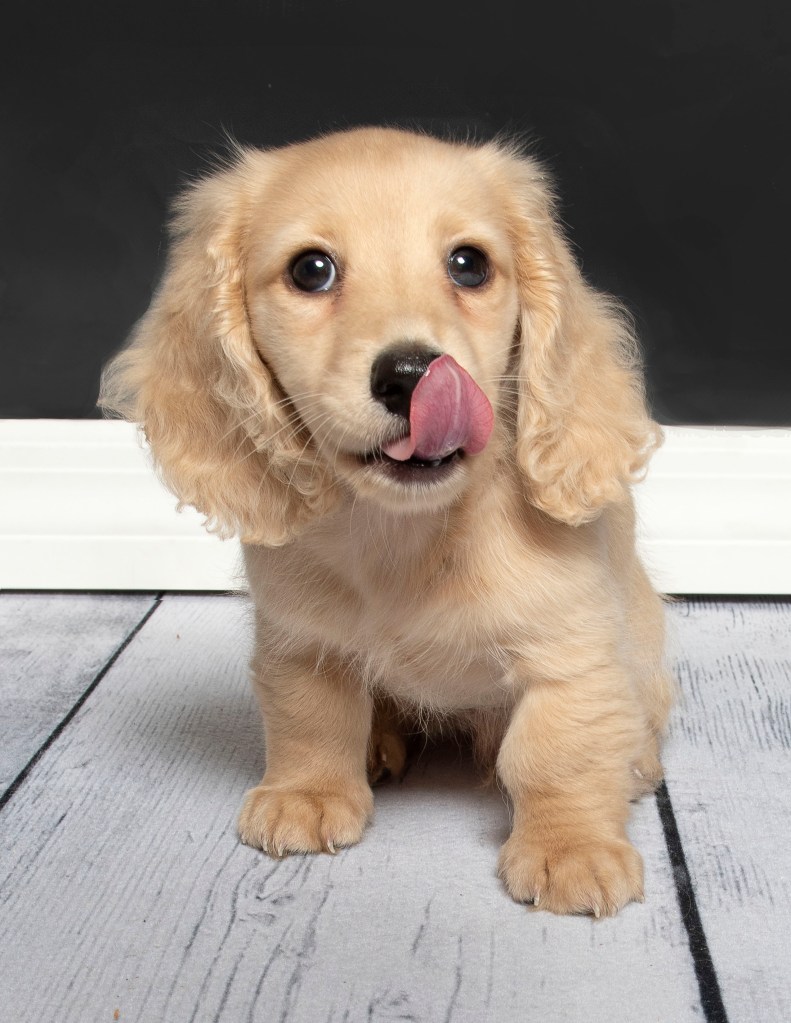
[382,354,494,462]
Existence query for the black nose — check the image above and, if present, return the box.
[370,345,442,419]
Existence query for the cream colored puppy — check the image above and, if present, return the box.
[101,126,674,916]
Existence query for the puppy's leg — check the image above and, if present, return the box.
[628,562,677,794]
[367,694,408,785]
[238,650,373,856]
[497,663,646,916]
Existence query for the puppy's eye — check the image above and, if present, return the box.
[448,246,488,288]
[290,251,337,292]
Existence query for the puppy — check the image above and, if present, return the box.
[100,126,674,916]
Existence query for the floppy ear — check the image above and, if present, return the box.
[99,157,336,546]
[490,147,661,526]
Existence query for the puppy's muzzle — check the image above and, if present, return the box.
[366,344,494,474]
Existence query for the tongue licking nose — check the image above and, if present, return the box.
[382,354,494,462]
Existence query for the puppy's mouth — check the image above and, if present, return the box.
[360,447,463,483]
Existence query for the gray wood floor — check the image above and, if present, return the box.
[0,593,788,1023]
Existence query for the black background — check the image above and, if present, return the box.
[1,0,790,424]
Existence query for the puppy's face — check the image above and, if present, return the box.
[101,126,657,545]
[243,132,520,511]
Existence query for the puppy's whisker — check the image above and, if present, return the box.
[227,410,307,468]
[243,408,322,506]
[221,391,327,451]
[329,421,357,473]
[218,390,319,437]
[219,403,301,460]
[284,410,335,492]
[231,399,329,466]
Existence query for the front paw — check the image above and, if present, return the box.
[238,783,373,856]
[498,831,644,917]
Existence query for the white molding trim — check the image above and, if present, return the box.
[1,419,790,593]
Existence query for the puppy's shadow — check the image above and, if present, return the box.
[137,646,509,851]
[374,734,512,850]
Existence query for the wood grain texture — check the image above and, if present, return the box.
[0,595,702,1022]
[664,599,791,1023]
[0,592,158,793]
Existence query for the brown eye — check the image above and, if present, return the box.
[290,251,337,292]
[448,246,488,287]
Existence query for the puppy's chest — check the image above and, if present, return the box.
[361,602,507,708]
[302,549,513,709]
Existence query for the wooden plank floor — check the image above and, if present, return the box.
[0,593,158,795]
[662,600,791,1023]
[0,593,788,1023]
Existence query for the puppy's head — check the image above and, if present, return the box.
[100,127,659,544]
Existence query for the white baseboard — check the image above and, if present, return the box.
[1,419,789,593]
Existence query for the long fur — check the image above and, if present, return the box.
[100,126,674,916]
